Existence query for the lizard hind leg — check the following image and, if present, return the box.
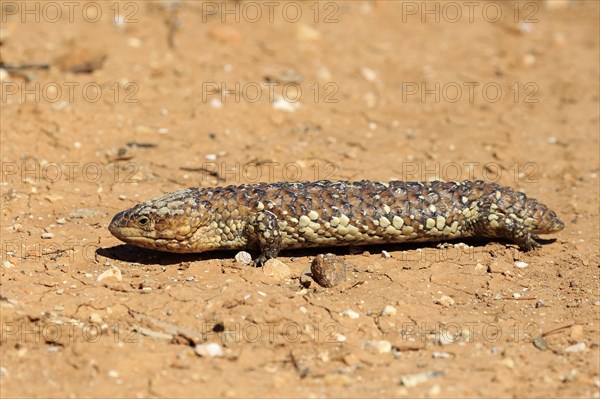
[247,207,282,266]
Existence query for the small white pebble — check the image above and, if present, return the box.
[514,261,529,269]
[400,371,441,388]
[341,309,359,319]
[296,24,321,41]
[234,251,252,266]
[41,232,54,239]
[522,53,536,66]
[195,342,223,357]
[436,333,454,346]
[381,250,391,259]
[380,305,397,316]
[513,293,522,299]
[108,370,119,378]
[257,291,267,297]
[205,153,217,161]
[2,261,14,269]
[97,268,123,282]
[89,313,103,323]
[56,218,66,224]
[335,333,347,343]
[210,98,223,109]
[157,127,169,134]
[361,67,378,82]
[428,385,441,396]
[127,37,141,47]
[363,340,392,353]
[113,14,125,26]
[434,295,455,307]
[272,96,300,112]
[565,342,586,353]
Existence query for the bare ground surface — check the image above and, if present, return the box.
[1,1,599,398]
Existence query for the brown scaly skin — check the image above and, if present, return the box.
[109,180,565,265]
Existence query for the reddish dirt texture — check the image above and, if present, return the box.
[1,1,599,398]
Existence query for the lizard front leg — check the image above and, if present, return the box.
[474,200,541,251]
[246,207,282,266]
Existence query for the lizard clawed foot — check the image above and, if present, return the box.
[516,233,542,251]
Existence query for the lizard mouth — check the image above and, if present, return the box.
[108,211,126,238]
[109,211,156,241]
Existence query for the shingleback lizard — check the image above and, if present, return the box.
[108,180,564,265]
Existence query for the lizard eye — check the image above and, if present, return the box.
[137,216,150,226]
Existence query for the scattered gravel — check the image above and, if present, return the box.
[69,208,98,219]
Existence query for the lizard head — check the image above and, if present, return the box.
[108,188,212,253]
[527,199,565,235]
